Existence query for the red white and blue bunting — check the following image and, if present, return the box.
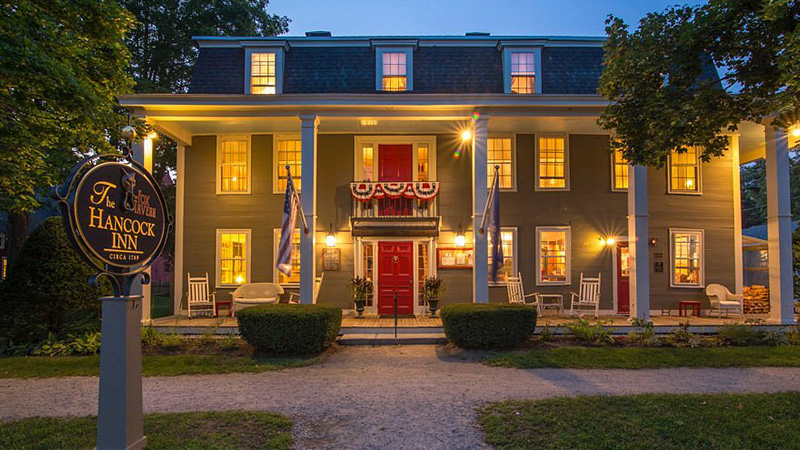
[350,181,440,202]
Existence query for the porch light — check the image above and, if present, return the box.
[455,223,466,248]
[326,223,337,248]
[599,237,616,246]
[235,274,244,284]
[792,127,800,137]
[461,130,472,142]
[147,131,158,140]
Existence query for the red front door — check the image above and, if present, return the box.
[616,242,630,314]
[377,241,414,315]
[378,144,413,216]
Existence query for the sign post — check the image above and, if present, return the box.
[54,126,171,450]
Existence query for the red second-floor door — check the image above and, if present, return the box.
[378,144,413,216]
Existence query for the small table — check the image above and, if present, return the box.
[215,299,233,317]
[538,294,564,314]
[678,300,702,317]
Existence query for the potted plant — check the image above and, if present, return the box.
[347,276,372,317]
[422,276,446,317]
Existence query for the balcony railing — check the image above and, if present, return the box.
[350,181,439,219]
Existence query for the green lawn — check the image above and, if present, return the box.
[479,393,800,449]
[0,411,292,450]
[0,354,316,378]
[486,346,800,369]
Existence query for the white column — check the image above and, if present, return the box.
[628,165,650,320]
[299,114,318,304]
[764,125,795,324]
[472,113,489,303]
[131,137,153,322]
[173,144,186,315]
[731,135,744,295]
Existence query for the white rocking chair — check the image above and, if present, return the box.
[288,272,325,304]
[507,273,539,310]
[570,273,601,317]
[186,273,217,318]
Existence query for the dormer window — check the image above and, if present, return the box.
[245,46,285,94]
[501,45,542,95]
[374,45,414,92]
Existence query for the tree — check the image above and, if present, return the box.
[599,0,800,167]
[0,0,135,262]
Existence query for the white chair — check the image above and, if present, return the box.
[231,283,284,316]
[705,284,744,317]
[507,273,539,309]
[570,273,601,317]
[186,273,216,318]
[288,272,325,304]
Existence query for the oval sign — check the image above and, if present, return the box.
[72,162,167,269]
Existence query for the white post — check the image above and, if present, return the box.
[472,113,489,303]
[173,143,186,315]
[628,164,650,320]
[731,135,744,295]
[299,114,318,304]
[130,137,153,322]
[764,125,795,324]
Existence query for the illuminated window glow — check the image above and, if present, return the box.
[276,138,302,192]
[417,243,430,306]
[218,137,249,193]
[537,227,570,285]
[510,52,535,94]
[382,52,407,91]
[487,228,516,284]
[250,52,276,94]
[671,229,704,287]
[669,147,700,193]
[218,231,248,285]
[275,229,301,285]
[487,138,514,189]
[613,148,629,191]
[361,145,374,181]
[537,135,568,189]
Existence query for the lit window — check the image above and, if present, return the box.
[671,229,704,287]
[537,135,568,190]
[612,148,629,191]
[362,243,375,307]
[382,52,407,91]
[511,52,535,94]
[417,243,430,306]
[669,147,700,193]
[217,230,249,286]
[275,229,301,285]
[417,144,429,181]
[275,138,302,192]
[250,52,276,94]
[217,136,249,193]
[1,256,6,280]
[487,228,517,284]
[487,138,514,189]
[361,145,375,181]
[537,227,571,285]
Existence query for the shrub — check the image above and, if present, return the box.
[664,322,702,348]
[717,324,762,346]
[627,317,659,347]
[237,304,342,356]
[440,303,537,349]
[566,318,616,346]
[0,217,108,346]
[32,331,101,356]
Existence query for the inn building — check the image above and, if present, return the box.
[120,32,797,325]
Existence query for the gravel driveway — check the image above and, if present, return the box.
[3,345,800,449]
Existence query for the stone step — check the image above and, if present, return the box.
[338,333,447,345]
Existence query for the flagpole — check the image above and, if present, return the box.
[479,165,500,234]
[286,165,310,234]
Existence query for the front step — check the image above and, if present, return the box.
[338,332,446,345]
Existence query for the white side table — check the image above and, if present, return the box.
[538,294,564,314]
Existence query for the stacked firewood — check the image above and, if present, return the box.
[743,285,770,314]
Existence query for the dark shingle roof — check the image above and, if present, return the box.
[283,47,375,93]
[413,47,503,93]
[541,47,604,95]
[188,48,244,94]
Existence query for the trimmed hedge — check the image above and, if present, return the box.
[236,304,342,356]
[441,303,537,349]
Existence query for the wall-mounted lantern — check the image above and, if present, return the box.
[598,236,616,247]
[325,223,337,248]
[455,223,466,248]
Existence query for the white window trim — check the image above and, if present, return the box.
[244,47,285,95]
[488,134,517,192]
[611,148,628,192]
[273,133,302,194]
[488,227,518,286]
[273,228,301,287]
[535,133,570,191]
[216,134,252,195]
[215,229,252,288]
[502,47,543,95]
[353,135,437,182]
[669,228,705,288]
[375,46,414,92]
[667,150,703,195]
[536,226,572,286]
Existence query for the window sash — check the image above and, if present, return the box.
[510,52,535,94]
[487,229,516,284]
[671,230,703,286]
[537,136,567,189]
[669,147,700,193]
[276,229,301,285]
[219,138,249,193]
[381,52,408,91]
[276,138,302,192]
[487,138,514,189]
[537,227,570,285]
[217,231,249,286]
[613,149,629,191]
[250,53,276,94]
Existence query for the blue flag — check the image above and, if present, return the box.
[488,170,503,282]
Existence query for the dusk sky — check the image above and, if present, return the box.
[269,0,707,37]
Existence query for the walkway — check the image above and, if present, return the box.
[2,346,800,449]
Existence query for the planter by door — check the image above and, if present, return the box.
[378,241,414,315]
[427,299,439,317]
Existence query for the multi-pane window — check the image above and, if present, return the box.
[510,52,536,94]
[218,137,249,193]
[487,228,516,284]
[382,52,407,91]
[362,243,375,307]
[417,145,429,181]
[669,147,700,193]
[487,138,514,189]
[537,227,570,285]
[671,229,704,287]
[361,145,375,181]
[250,52,276,94]
[612,148,629,191]
[275,138,302,192]
[218,231,249,286]
[275,229,301,285]
[537,135,568,189]
[1,256,6,280]
[417,243,429,307]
